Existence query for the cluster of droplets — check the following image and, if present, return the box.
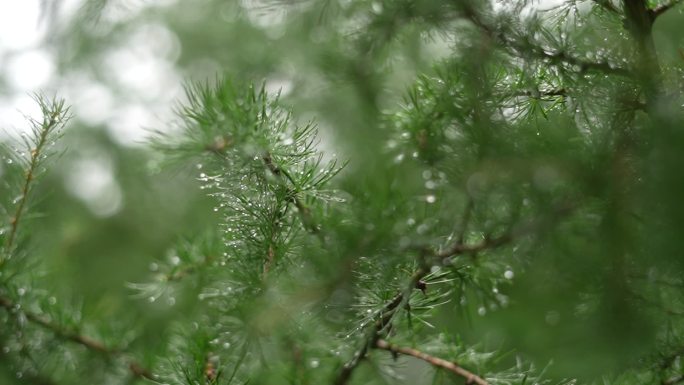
[198,172,223,190]
[198,285,236,301]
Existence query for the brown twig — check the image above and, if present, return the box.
[334,268,428,385]
[0,295,155,381]
[526,47,631,77]
[375,339,489,385]
[333,200,575,384]
[441,200,574,260]
[461,5,632,77]
[437,232,514,260]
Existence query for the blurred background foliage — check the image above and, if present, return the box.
[2,0,684,384]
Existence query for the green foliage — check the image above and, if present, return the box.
[2,0,684,385]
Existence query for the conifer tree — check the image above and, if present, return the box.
[2,0,684,384]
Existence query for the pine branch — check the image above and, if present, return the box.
[512,88,567,99]
[262,151,321,276]
[334,267,428,385]
[3,96,70,255]
[262,152,318,235]
[461,6,632,77]
[519,44,631,77]
[438,200,574,261]
[0,295,156,381]
[0,349,61,385]
[436,232,514,260]
[374,339,489,385]
[334,200,575,384]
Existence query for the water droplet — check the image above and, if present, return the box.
[416,223,429,234]
[394,153,405,164]
[504,270,514,280]
[149,262,159,272]
[426,195,436,203]
[148,296,157,303]
[309,358,320,368]
[48,297,57,305]
[17,288,25,296]
[223,342,232,349]
[170,256,181,266]
[477,306,487,316]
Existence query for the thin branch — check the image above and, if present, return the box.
[457,197,474,244]
[512,88,567,99]
[0,295,110,353]
[461,5,632,77]
[526,47,632,77]
[651,0,683,19]
[0,295,156,381]
[334,267,428,385]
[374,339,489,385]
[437,232,514,260]
[4,98,69,255]
[438,200,575,261]
[1,354,61,385]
